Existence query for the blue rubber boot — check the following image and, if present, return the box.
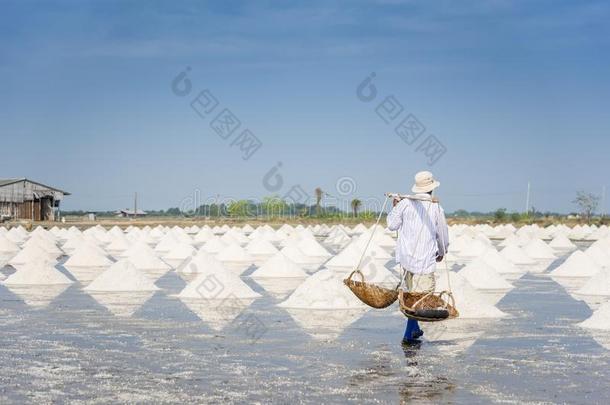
[403,319,423,343]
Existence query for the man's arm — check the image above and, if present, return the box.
[387,199,405,231]
[436,205,449,256]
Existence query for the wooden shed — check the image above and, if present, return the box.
[0,178,70,221]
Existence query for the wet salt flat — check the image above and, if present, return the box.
[1,258,609,403]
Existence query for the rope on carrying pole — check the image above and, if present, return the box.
[355,195,390,271]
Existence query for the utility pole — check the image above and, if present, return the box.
[134,192,138,219]
[525,181,531,215]
[602,186,606,219]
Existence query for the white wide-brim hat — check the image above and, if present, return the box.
[411,171,440,193]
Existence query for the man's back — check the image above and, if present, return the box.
[387,195,449,274]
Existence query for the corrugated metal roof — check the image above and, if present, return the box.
[0,178,70,195]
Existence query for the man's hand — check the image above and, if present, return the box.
[436,255,444,262]
[392,198,400,207]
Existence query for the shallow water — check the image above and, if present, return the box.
[0,260,609,404]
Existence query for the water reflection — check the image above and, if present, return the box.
[88,291,155,317]
[251,278,303,300]
[283,308,368,340]
[180,297,256,331]
[4,284,70,308]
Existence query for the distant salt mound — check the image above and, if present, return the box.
[549,234,576,250]
[0,235,20,255]
[279,245,314,265]
[457,258,514,290]
[8,244,56,266]
[296,237,332,259]
[85,260,159,292]
[343,256,399,286]
[579,300,610,330]
[576,269,610,296]
[124,242,171,272]
[279,269,366,309]
[246,238,279,260]
[3,259,73,285]
[435,272,507,318]
[64,244,113,268]
[217,244,254,265]
[180,251,226,275]
[550,250,602,278]
[178,271,261,299]
[201,237,228,254]
[584,244,610,268]
[480,249,524,276]
[500,245,536,265]
[250,253,308,278]
[523,239,557,260]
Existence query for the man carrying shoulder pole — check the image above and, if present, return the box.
[386,171,450,344]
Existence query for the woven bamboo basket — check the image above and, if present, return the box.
[399,290,459,322]
[343,270,399,309]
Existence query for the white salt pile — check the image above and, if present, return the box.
[0,235,20,255]
[550,250,602,278]
[457,258,514,290]
[480,249,524,277]
[216,244,254,268]
[500,245,536,265]
[201,237,228,254]
[2,259,73,285]
[549,234,576,250]
[279,269,366,309]
[85,260,159,292]
[178,271,261,299]
[576,269,610,296]
[584,244,610,268]
[523,239,557,260]
[296,237,332,260]
[579,300,610,330]
[250,253,308,278]
[64,243,113,268]
[343,256,398,286]
[246,238,279,262]
[435,272,507,318]
[180,251,226,275]
[124,242,171,272]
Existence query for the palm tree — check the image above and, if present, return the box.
[315,187,323,216]
[351,199,362,217]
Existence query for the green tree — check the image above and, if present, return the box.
[494,208,507,222]
[510,212,522,222]
[227,200,250,217]
[351,199,362,217]
[262,195,288,217]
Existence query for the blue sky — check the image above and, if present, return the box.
[1,0,609,213]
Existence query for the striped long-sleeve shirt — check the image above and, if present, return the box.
[386,193,449,274]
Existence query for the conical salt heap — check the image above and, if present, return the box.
[246,238,280,262]
[584,243,610,268]
[576,269,610,296]
[0,235,20,255]
[549,234,576,250]
[124,242,171,274]
[550,250,602,278]
[178,269,261,299]
[85,260,159,292]
[500,245,536,265]
[64,243,113,268]
[3,258,73,285]
[250,253,308,278]
[579,300,610,330]
[523,239,557,260]
[435,272,507,318]
[201,237,228,254]
[457,258,514,290]
[344,255,399,286]
[480,248,524,277]
[279,269,366,309]
[216,243,254,266]
[181,251,226,275]
[296,237,332,260]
